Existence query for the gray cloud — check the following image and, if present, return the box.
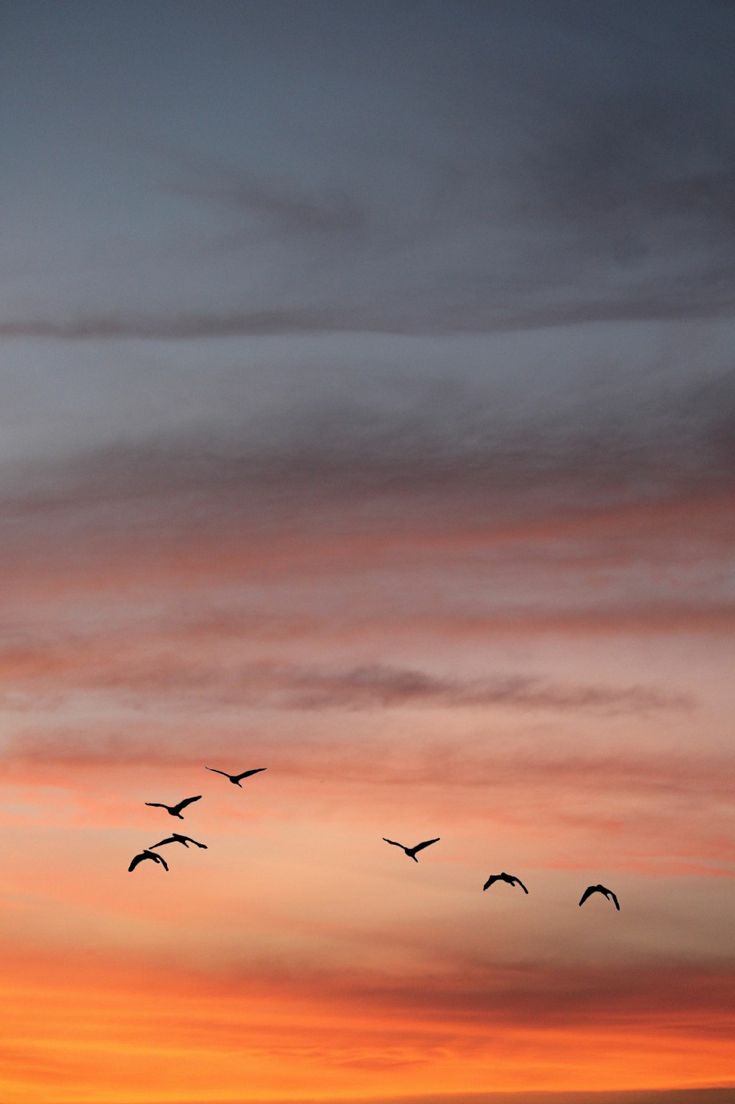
[2,287,735,342]
[0,308,354,341]
[0,361,730,612]
[2,363,732,523]
[4,3,735,339]
[8,56,735,339]
[164,148,372,243]
[276,663,691,715]
[7,68,735,342]
[0,638,692,716]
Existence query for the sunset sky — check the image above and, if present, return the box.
[1,2,735,1102]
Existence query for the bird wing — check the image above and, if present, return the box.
[156,853,169,871]
[185,836,208,849]
[128,853,147,872]
[578,885,597,907]
[206,767,230,778]
[483,874,499,891]
[172,795,202,813]
[412,838,440,853]
[144,802,168,810]
[149,837,176,849]
[610,890,621,911]
[383,838,406,850]
[512,876,529,894]
[234,768,267,781]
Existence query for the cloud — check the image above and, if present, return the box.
[272,663,691,715]
[225,1091,735,1104]
[0,362,730,627]
[0,632,692,717]
[7,76,735,343]
[2,364,733,523]
[3,939,735,1103]
[7,722,733,809]
[0,307,356,341]
[164,149,372,242]
[7,74,735,340]
[5,7,735,342]
[1,291,734,343]
[163,1092,735,1104]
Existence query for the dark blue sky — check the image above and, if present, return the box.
[2,0,735,469]
[4,0,735,339]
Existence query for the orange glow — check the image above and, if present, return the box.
[1,948,734,1103]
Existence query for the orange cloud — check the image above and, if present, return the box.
[1,946,734,1103]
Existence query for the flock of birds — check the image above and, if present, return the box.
[130,770,620,910]
[128,767,266,872]
[382,836,620,909]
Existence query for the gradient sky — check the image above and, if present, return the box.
[1,2,735,1102]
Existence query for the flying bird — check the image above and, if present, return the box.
[483,871,529,894]
[128,849,169,873]
[383,837,440,862]
[144,795,202,819]
[206,766,267,787]
[579,884,620,910]
[149,834,208,850]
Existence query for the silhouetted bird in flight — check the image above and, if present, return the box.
[206,766,267,787]
[483,871,528,894]
[579,884,620,910]
[144,795,202,819]
[383,837,440,862]
[128,849,169,873]
[150,833,208,850]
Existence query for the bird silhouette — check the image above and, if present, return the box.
[149,833,208,850]
[144,795,202,819]
[579,884,620,910]
[206,767,267,787]
[383,837,440,862]
[483,871,528,894]
[128,849,169,873]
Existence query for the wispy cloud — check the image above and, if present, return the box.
[165,149,372,242]
[271,663,692,715]
[0,365,730,616]
[6,76,735,340]
[0,624,692,718]
[2,366,733,526]
[0,307,357,341]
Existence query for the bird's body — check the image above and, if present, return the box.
[128,849,169,873]
[144,795,202,819]
[150,833,208,850]
[383,837,440,862]
[483,871,528,894]
[206,766,267,787]
[579,884,620,910]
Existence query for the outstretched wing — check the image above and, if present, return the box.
[128,853,147,872]
[234,768,267,781]
[172,795,202,814]
[578,885,597,907]
[144,802,168,810]
[383,838,406,850]
[610,890,620,911]
[155,853,169,871]
[183,836,208,849]
[412,838,440,854]
[512,876,529,894]
[206,767,230,778]
[483,874,500,891]
[149,837,176,849]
